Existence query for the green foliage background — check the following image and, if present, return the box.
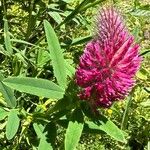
[0,0,149,150]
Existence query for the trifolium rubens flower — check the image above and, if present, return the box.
[75,7,142,108]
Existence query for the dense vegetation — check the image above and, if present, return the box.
[0,0,149,150]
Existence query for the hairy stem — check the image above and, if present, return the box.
[25,0,35,41]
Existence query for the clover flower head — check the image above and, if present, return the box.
[75,7,142,108]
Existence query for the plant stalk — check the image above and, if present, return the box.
[25,0,35,41]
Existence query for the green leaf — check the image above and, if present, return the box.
[65,109,84,150]
[85,115,126,142]
[6,109,20,140]
[0,107,8,120]
[33,123,53,150]
[4,18,13,54]
[44,20,67,88]
[37,50,51,68]
[48,12,63,24]
[38,137,52,150]
[0,73,16,108]
[33,123,45,139]
[3,77,65,99]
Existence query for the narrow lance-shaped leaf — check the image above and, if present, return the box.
[37,50,50,68]
[0,73,16,108]
[6,109,20,140]
[48,12,63,25]
[85,115,126,142]
[65,109,84,150]
[4,18,13,54]
[3,77,65,99]
[44,20,67,88]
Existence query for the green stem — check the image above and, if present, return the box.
[2,0,7,19]
[25,0,35,41]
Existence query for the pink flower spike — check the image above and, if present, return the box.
[75,7,142,108]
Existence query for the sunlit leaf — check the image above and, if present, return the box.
[3,77,64,99]
[0,73,16,108]
[65,109,84,150]
[85,115,126,142]
[48,12,62,24]
[6,109,20,140]
[38,138,52,150]
[44,20,67,88]
[33,123,53,150]
[4,18,13,54]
